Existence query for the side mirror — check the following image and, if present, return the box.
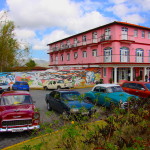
[141,88,145,91]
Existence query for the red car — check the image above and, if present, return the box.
[121,81,150,98]
[0,91,40,132]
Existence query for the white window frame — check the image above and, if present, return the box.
[61,54,63,61]
[148,32,150,39]
[142,31,145,38]
[134,30,138,37]
[67,53,70,61]
[74,52,78,59]
[82,35,86,42]
[83,51,87,58]
[92,49,97,57]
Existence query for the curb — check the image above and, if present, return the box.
[2,120,106,150]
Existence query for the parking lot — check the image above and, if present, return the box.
[0,88,93,149]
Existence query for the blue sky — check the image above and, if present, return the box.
[0,0,150,61]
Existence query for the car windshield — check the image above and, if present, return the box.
[1,95,32,105]
[144,83,150,90]
[107,86,123,93]
[61,92,81,101]
[0,83,7,86]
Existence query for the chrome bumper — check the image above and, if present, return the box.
[0,125,40,132]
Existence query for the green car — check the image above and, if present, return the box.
[84,84,138,109]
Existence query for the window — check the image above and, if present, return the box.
[148,32,150,39]
[74,52,78,59]
[120,47,129,62]
[121,27,128,40]
[92,32,97,39]
[104,47,112,62]
[82,35,86,41]
[51,56,53,62]
[142,31,145,38]
[136,48,144,63]
[83,51,87,58]
[103,68,106,77]
[74,38,78,44]
[92,49,97,57]
[134,30,138,37]
[67,53,70,61]
[105,28,111,40]
[61,54,63,61]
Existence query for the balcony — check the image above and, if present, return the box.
[48,34,136,53]
[50,54,150,66]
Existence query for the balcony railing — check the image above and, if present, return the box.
[50,54,150,65]
[48,34,135,53]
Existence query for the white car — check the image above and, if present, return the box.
[43,80,73,90]
[0,83,10,94]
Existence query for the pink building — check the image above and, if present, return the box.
[47,21,150,84]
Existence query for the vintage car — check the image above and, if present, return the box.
[121,81,150,98]
[0,83,10,94]
[12,81,30,91]
[84,84,138,109]
[0,91,40,132]
[45,90,96,118]
[43,80,73,90]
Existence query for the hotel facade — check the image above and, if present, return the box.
[47,21,150,84]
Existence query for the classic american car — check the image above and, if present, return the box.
[45,90,96,119]
[0,91,40,132]
[84,84,138,109]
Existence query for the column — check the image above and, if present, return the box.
[144,67,147,82]
[130,67,133,81]
[114,67,117,84]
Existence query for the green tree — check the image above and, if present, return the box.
[25,59,37,70]
[0,12,29,72]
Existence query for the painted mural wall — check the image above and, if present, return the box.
[0,68,102,88]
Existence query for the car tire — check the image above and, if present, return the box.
[84,97,93,103]
[44,86,48,90]
[47,102,52,111]
[62,111,70,120]
[57,86,61,90]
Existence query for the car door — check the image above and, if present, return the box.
[135,83,147,98]
[52,91,64,113]
[122,83,137,95]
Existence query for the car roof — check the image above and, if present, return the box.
[53,90,80,93]
[94,84,120,88]
[1,91,30,97]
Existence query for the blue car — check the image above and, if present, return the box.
[12,81,30,91]
[84,84,138,109]
[45,90,96,119]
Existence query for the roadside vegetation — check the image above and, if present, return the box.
[5,96,150,150]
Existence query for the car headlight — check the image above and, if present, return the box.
[34,113,40,119]
[70,108,79,113]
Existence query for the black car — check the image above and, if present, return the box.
[45,90,96,119]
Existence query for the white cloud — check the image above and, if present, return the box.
[121,14,146,24]
[109,0,128,4]
[32,30,70,50]
[14,28,36,41]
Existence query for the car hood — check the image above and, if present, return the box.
[64,100,94,110]
[0,104,35,120]
[107,92,136,102]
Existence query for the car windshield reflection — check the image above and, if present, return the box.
[107,86,123,93]
[1,95,32,105]
[61,92,80,101]
[144,83,150,91]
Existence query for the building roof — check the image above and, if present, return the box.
[47,21,150,45]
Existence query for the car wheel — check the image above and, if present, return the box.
[47,102,52,111]
[84,97,92,103]
[44,86,48,90]
[57,86,61,90]
[62,111,70,120]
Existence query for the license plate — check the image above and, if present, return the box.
[82,112,89,115]
[12,128,24,132]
